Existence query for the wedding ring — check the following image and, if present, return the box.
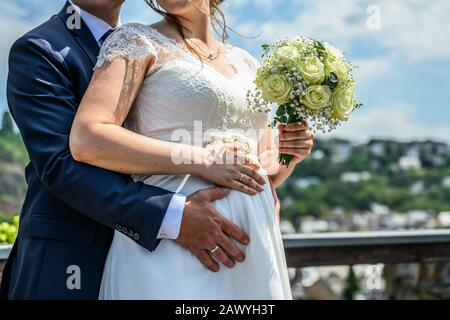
[210,245,220,254]
[238,172,244,182]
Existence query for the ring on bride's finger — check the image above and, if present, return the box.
[210,245,220,254]
[238,172,244,182]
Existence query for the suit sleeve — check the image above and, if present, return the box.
[7,36,174,252]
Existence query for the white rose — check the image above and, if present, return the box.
[299,56,325,85]
[301,85,332,110]
[331,83,356,121]
[326,59,350,81]
[324,42,343,61]
[275,45,300,61]
[261,73,292,104]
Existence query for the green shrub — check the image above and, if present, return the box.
[0,215,19,244]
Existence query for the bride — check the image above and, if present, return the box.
[69,0,314,299]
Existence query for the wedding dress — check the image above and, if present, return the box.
[96,23,292,300]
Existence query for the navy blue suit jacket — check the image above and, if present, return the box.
[0,2,174,299]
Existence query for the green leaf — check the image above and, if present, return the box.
[278,115,288,123]
[325,72,339,90]
[276,105,287,117]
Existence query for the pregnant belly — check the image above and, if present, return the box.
[135,172,277,230]
[102,172,289,300]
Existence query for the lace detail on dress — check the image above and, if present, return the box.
[95,23,269,147]
[222,46,268,131]
[95,23,161,70]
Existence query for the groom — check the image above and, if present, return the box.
[0,0,249,299]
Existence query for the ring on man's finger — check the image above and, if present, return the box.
[210,245,220,254]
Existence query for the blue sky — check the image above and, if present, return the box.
[1,0,449,142]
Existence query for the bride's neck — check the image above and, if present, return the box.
[174,10,215,45]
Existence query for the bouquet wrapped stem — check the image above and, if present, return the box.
[277,109,303,166]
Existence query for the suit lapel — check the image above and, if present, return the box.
[58,1,100,66]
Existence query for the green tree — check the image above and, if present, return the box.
[343,266,361,300]
[0,111,28,165]
[0,111,14,136]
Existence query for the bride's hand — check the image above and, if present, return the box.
[278,123,314,165]
[199,145,266,196]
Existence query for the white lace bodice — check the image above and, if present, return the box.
[95,23,267,153]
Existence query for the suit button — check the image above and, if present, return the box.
[128,229,134,237]
[116,224,122,231]
[133,233,141,241]
[121,227,128,234]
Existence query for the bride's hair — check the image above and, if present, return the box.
[145,0,229,56]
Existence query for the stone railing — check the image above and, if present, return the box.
[0,244,12,286]
[282,229,450,267]
[283,229,450,299]
[1,230,450,298]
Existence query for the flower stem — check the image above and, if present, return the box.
[279,153,294,167]
[278,115,303,167]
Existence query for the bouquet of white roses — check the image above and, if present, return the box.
[248,37,362,166]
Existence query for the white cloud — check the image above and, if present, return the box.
[1,0,449,143]
[233,0,450,61]
[328,102,450,143]
[352,57,392,84]
[234,0,366,52]
[227,0,450,142]
[375,0,450,60]
[228,0,277,9]
[0,1,64,111]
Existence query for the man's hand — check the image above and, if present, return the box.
[175,187,250,272]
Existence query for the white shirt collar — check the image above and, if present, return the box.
[68,0,121,44]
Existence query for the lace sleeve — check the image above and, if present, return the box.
[246,52,261,73]
[231,47,261,76]
[95,23,159,70]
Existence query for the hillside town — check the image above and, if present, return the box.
[276,138,450,300]
[1,111,449,299]
[278,138,450,232]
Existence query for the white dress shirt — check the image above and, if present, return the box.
[68,0,185,240]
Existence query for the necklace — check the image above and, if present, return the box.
[187,39,221,61]
[198,47,221,61]
[204,49,220,61]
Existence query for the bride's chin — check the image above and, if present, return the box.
[157,0,194,14]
